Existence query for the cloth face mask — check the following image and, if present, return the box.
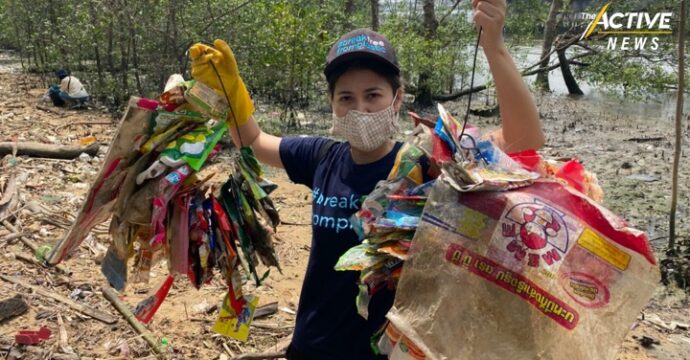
[331,94,399,152]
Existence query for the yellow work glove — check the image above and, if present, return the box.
[189,39,254,127]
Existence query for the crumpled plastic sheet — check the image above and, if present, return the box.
[383,176,659,360]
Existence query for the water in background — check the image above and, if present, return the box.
[464,44,687,123]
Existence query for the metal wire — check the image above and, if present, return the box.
[459,27,482,141]
[182,40,244,148]
[451,27,488,165]
[182,43,246,148]
[183,40,244,148]
[209,59,245,148]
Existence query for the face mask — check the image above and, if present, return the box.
[331,93,399,152]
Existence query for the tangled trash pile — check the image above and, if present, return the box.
[336,104,603,318]
[337,104,659,360]
[44,75,281,341]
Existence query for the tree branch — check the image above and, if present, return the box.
[522,32,581,73]
[197,0,254,37]
[432,51,595,102]
[433,84,487,101]
[0,142,100,159]
[522,51,593,76]
[438,0,462,25]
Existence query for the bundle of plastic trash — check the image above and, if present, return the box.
[336,104,658,359]
[45,74,280,341]
[337,104,543,318]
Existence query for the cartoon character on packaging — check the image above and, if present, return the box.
[519,207,561,250]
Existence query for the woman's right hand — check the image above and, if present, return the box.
[189,39,284,169]
[472,0,507,53]
[188,39,254,128]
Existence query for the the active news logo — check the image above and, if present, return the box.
[580,2,673,50]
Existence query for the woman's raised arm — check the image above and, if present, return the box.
[473,0,545,153]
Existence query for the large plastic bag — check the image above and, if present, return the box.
[384,177,659,360]
[46,97,156,265]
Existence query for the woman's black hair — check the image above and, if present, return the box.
[327,59,402,98]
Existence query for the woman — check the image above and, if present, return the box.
[189,0,544,358]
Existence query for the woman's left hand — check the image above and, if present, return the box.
[472,0,507,52]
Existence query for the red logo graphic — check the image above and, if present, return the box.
[501,200,570,268]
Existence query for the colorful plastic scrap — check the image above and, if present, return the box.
[338,103,606,325]
[44,73,281,342]
[15,326,51,345]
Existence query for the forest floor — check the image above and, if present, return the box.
[0,52,689,359]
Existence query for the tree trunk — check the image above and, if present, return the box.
[170,0,182,77]
[117,2,129,104]
[47,1,57,45]
[415,0,438,108]
[669,0,686,250]
[410,0,418,22]
[0,142,100,159]
[557,45,583,95]
[536,0,563,91]
[371,0,380,31]
[13,18,24,70]
[125,1,143,95]
[27,23,35,68]
[89,1,104,93]
[119,39,129,102]
[163,0,174,85]
[345,0,355,30]
[131,31,143,95]
[107,19,115,75]
[38,38,46,70]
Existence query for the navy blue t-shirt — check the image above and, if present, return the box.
[279,136,403,359]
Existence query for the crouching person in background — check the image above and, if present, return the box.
[48,69,90,109]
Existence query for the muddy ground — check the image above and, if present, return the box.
[0,53,689,359]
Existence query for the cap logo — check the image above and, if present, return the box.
[335,34,386,56]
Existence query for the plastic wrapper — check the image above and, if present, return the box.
[212,290,258,342]
[140,119,192,154]
[509,150,604,203]
[184,80,229,120]
[169,192,191,275]
[146,109,206,140]
[382,178,659,360]
[336,243,391,271]
[159,121,228,171]
[47,97,155,265]
[134,275,174,324]
[159,74,187,112]
[219,161,279,285]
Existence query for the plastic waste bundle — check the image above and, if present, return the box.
[337,104,659,359]
[337,104,542,318]
[45,75,281,341]
[336,151,431,318]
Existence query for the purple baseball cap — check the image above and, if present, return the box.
[324,28,400,80]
